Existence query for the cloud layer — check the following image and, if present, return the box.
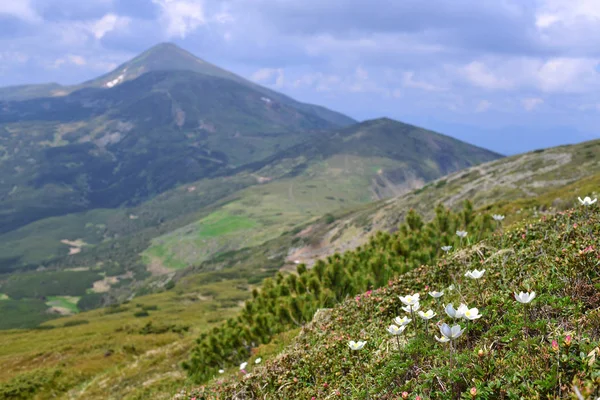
[1,0,599,153]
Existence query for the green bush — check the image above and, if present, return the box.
[134,310,150,318]
[3,270,102,300]
[62,320,89,327]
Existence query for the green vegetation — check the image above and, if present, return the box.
[311,138,600,265]
[0,299,56,330]
[45,296,80,314]
[183,201,496,382]
[1,270,102,301]
[186,204,600,399]
[0,277,252,399]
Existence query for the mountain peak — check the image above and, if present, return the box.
[85,42,237,89]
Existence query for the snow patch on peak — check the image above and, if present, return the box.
[105,69,128,88]
[260,97,272,103]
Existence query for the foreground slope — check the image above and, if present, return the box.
[187,203,600,399]
[1,173,598,399]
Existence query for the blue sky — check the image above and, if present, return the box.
[1,0,600,154]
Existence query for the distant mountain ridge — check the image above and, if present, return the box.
[0,43,355,128]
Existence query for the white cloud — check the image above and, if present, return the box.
[402,71,445,91]
[454,57,600,94]
[0,52,29,63]
[251,67,285,88]
[522,97,544,111]
[152,0,207,38]
[476,100,491,112]
[0,1,40,22]
[535,14,560,28]
[67,55,86,66]
[536,0,600,28]
[536,57,600,92]
[460,61,514,90]
[89,13,130,39]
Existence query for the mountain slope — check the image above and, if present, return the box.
[0,43,355,128]
[192,204,600,399]
[140,117,501,269]
[0,68,352,235]
[0,143,597,400]
[286,138,600,267]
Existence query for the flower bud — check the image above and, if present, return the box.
[478,349,484,358]
[564,335,572,347]
[401,392,409,399]
[470,387,477,397]
[551,339,559,352]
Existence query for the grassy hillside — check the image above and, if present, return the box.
[290,138,600,268]
[0,116,500,331]
[0,271,255,400]
[1,170,598,399]
[185,202,600,399]
[143,118,501,269]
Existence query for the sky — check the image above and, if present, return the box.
[1,0,600,154]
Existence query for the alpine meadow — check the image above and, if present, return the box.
[1,2,600,399]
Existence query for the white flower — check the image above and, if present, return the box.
[578,196,598,206]
[456,230,468,238]
[240,362,248,370]
[402,301,420,313]
[218,369,225,374]
[418,310,436,320]
[348,340,367,350]
[456,304,469,318]
[465,269,486,279]
[435,335,450,343]
[463,307,482,321]
[399,293,420,306]
[445,303,468,319]
[255,358,262,364]
[429,291,444,298]
[492,214,505,221]
[441,245,453,252]
[387,324,407,336]
[514,291,536,304]
[440,323,466,340]
[394,316,412,326]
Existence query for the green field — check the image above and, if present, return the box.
[46,296,80,314]
[142,154,403,270]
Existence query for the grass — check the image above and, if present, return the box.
[303,140,600,269]
[142,155,405,270]
[0,299,56,330]
[188,205,600,399]
[45,296,80,314]
[0,277,252,400]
